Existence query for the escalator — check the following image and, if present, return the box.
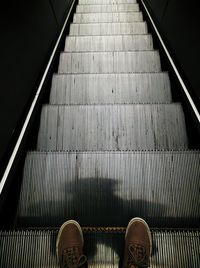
[0,0,199,266]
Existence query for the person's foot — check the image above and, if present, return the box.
[123,217,152,268]
[56,220,87,268]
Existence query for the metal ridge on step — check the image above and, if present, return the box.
[69,22,147,36]
[66,33,150,36]
[0,230,199,267]
[79,0,137,4]
[27,149,200,154]
[50,72,171,104]
[64,35,153,52]
[73,12,143,23]
[44,103,175,106]
[58,51,161,73]
[36,103,188,151]
[61,49,157,53]
[13,227,200,232]
[17,150,199,227]
[76,4,140,14]
[53,71,169,75]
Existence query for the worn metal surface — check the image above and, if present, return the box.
[73,12,143,23]
[65,35,153,52]
[50,73,171,104]
[17,151,199,227]
[37,104,188,151]
[79,0,137,4]
[70,22,147,35]
[58,51,161,73]
[0,230,199,267]
[76,4,140,13]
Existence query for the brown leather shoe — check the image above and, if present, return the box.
[123,217,152,268]
[56,220,87,268]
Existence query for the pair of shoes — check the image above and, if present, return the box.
[56,217,152,268]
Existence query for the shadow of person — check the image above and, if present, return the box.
[19,177,164,263]
[64,178,165,227]
[62,177,161,261]
[22,177,162,259]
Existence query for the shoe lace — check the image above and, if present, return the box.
[60,247,87,268]
[127,244,150,268]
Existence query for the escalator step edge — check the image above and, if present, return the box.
[0,229,199,267]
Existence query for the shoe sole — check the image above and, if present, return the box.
[125,217,152,255]
[56,220,84,258]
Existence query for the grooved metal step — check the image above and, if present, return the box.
[79,0,137,4]
[50,73,171,104]
[73,12,143,23]
[37,104,188,151]
[69,22,147,35]
[76,4,140,13]
[0,230,199,267]
[17,151,199,227]
[65,35,153,52]
[58,51,161,74]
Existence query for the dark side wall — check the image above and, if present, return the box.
[0,0,72,172]
[143,0,200,105]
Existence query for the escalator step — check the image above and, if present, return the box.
[58,51,160,73]
[69,22,147,35]
[76,4,140,13]
[0,230,199,267]
[50,73,171,104]
[79,0,137,4]
[17,151,199,227]
[73,12,143,23]
[37,104,188,151]
[65,35,153,52]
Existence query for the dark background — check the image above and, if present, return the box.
[143,0,200,103]
[0,0,73,173]
[0,0,199,177]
